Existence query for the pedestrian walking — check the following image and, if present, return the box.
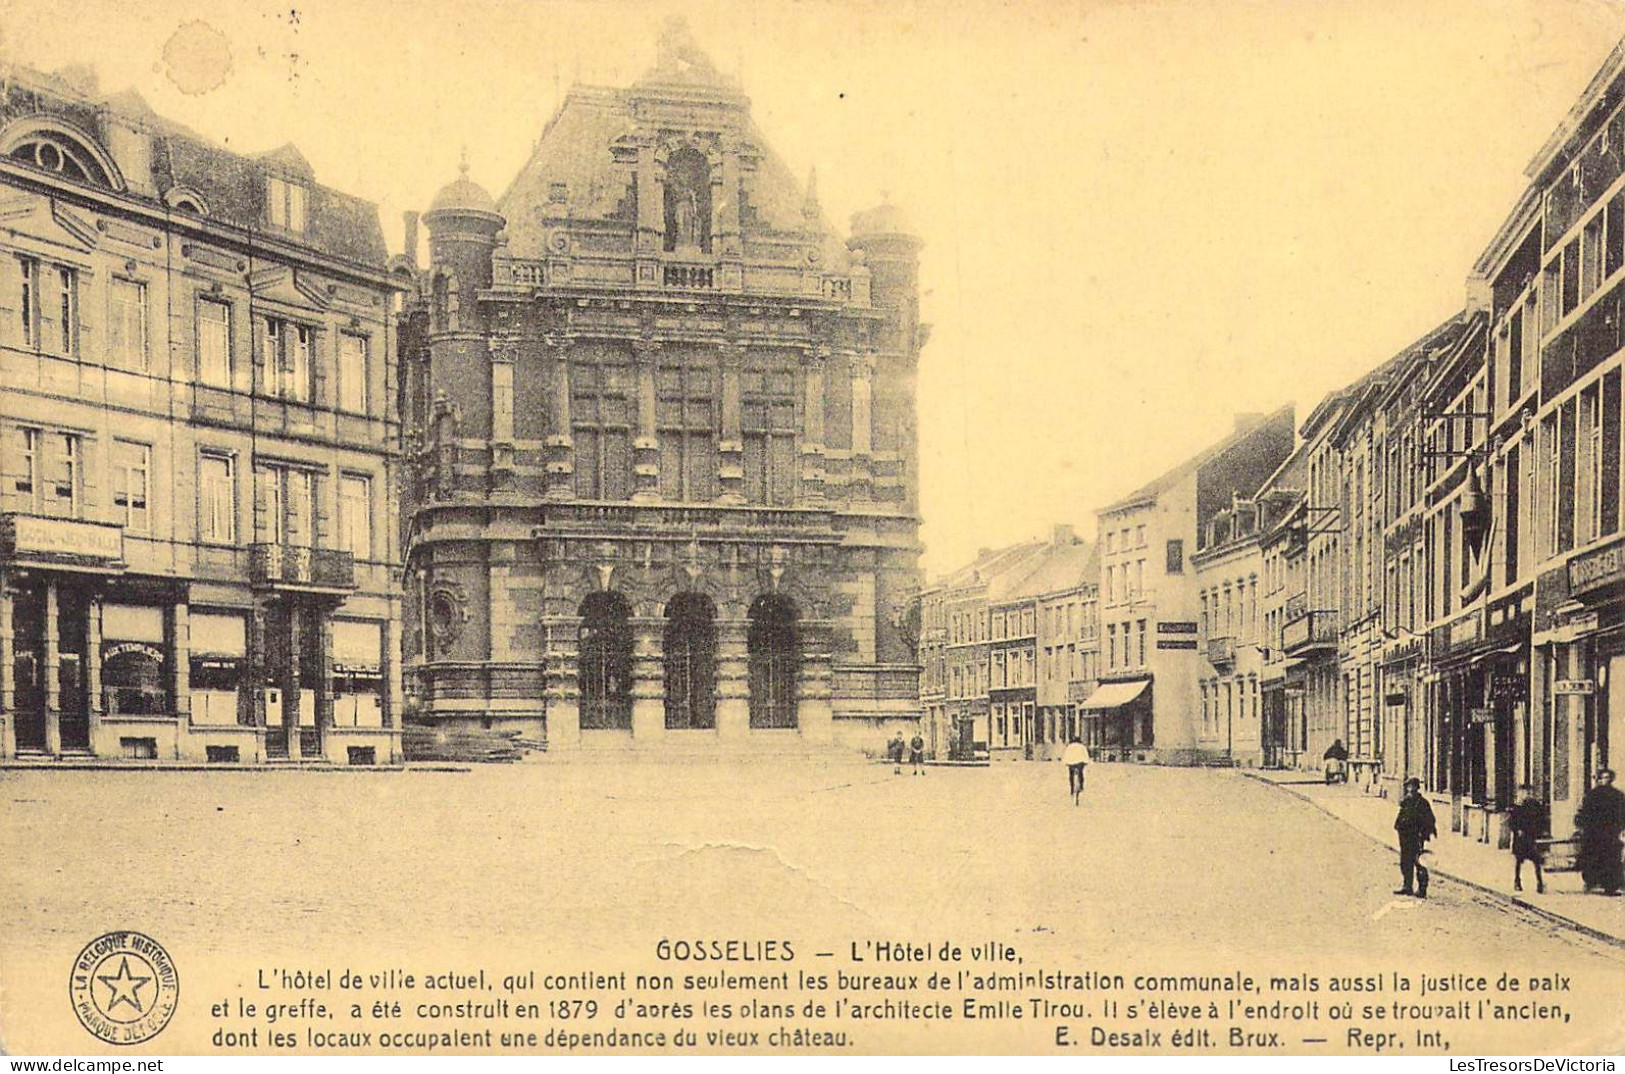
[1575,769,1625,896]
[909,730,926,776]
[1506,785,1549,894]
[1394,776,1436,898]
[1061,736,1090,805]
[888,731,904,775]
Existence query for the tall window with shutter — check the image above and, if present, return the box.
[742,365,796,505]
[657,363,716,501]
[572,359,633,500]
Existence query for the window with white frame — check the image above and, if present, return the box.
[13,426,38,510]
[264,318,315,402]
[198,453,236,544]
[17,258,77,356]
[338,473,371,559]
[45,432,82,518]
[258,463,315,547]
[112,439,151,532]
[339,333,369,414]
[197,298,232,388]
[108,278,147,371]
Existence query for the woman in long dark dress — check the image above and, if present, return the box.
[1575,769,1625,895]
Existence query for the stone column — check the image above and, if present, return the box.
[630,615,666,743]
[800,347,828,504]
[542,614,582,748]
[43,581,59,755]
[86,595,103,751]
[635,139,662,273]
[544,336,575,501]
[799,616,835,744]
[489,338,517,491]
[384,605,402,736]
[849,352,875,502]
[282,604,303,760]
[718,343,746,505]
[716,615,751,741]
[632,341,662,502]
[314,608,334,762]
[247,603,268,745]
[0,584,13,758]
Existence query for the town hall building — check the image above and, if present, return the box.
[399,21,925,750]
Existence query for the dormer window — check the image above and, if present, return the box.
[2,124,120,190]
[267,176,308,232]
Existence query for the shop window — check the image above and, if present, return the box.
[332,619,384,728]
[102,604,168,717]
[190,612,247,725]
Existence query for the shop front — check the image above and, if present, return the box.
[1079,676,1152,761]
[1533,536,1625,834]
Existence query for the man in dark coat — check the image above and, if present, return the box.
[1506,785,1549,894]
[1394,777,1437,898]
[1575,769,1625,895]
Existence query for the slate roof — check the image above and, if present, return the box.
[0,63,388,268]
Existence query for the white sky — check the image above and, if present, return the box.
[4,0,1624,576]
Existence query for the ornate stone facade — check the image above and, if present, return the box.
[399,21,924,751]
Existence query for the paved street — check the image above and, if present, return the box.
[3,759,1623,1053]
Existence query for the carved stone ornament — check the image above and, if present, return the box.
[428,580,470,646]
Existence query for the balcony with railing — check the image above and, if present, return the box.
[249,544,357,593]
[1281,609,1338,657]
[663,264,715,290]
[1207,636,1236,669]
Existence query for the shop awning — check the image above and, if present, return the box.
[1079,679,1149,711]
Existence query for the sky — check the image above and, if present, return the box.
[3,0,1624,576]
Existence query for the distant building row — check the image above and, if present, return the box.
[919,39,1625,846]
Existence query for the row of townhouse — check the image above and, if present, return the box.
[1265,39,1625,842]
[917,527,1098,761]
[0,64,406,764]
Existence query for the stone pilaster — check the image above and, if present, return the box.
[718,343,746,505]
[43,582,59,755]
[798,617,835,744]
[284,603,303,761]
[715,615,750,741]
[632,341,662,502]
[800,347,828,504]
[543,614,582,748]
[849,351,876,503]
[544,336,575,501]
[0,584,13,757]
[630,615,665,742]
[86,595,104,746]
[489,337,518,491]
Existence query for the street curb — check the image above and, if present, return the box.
[0,761,424,773]
[1239,770,1625,949]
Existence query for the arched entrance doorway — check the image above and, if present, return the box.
[664,593,716,730]
[578,591,632,730]
[748,593,799,729]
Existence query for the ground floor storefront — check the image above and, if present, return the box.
[0,541,400,765]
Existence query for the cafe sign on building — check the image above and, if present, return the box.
[1,514,124,570]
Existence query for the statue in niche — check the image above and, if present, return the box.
[663,145,712,254]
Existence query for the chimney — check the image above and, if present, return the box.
[1235,411,1264,432]
[403,211,420,269]
[1052,523,1075,546]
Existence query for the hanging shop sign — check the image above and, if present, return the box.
[1157,621,1198,634]
[1553,679,1596,696]
[1469,707,1496,724]
[1156,639,1199,650]
[1490,674,1527,703]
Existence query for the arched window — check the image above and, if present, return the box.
[748,593,799,728]
[663,146,712,253]
[664,593,716,729]
[3,125,119,190]
[578,591,632,730]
